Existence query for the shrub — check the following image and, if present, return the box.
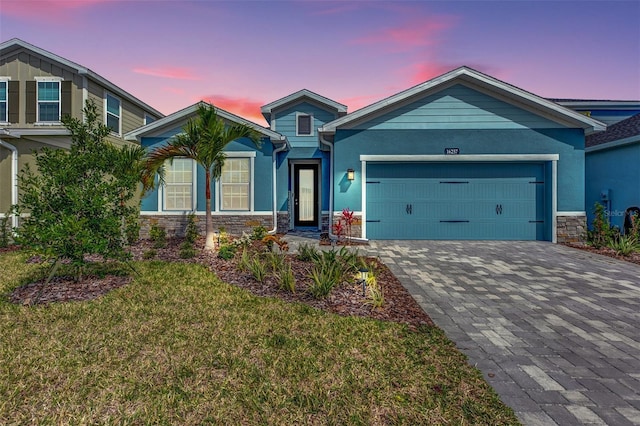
[265,251,286,274]
[362,263,384,308]
[179,241,196,259]
[262,235,289,252]
[0,214,10,248]
[218,244,237,260]
[608,234,639,257]
[251,225,267,241]
[185,213,199,244]
[238,248,251,272]
[149,222,167,249]
[587,203,614,249]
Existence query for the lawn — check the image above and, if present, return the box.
[0,250,519,425]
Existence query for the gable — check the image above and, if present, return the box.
[273,101,339,147]
[347,84,566,131]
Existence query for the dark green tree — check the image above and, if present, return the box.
[144,103,261,251]
[14,100,145,281]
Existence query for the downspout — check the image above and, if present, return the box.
[0,138,19,228]
[268,138,289,235]
[319,133,368,243]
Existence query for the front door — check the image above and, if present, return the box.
[294,164,319,228]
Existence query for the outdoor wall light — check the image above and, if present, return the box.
[359,267,369,296]
[347,168,355,181]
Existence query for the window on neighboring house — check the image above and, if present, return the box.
[297,113,312,136]
[37,80,61,122]
[221,158,250,211]
[106,92,121,134]
[0,80,7,123]
[164,158,193,210]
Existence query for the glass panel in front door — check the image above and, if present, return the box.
[299,169,314,221]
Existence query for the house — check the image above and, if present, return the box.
[0,38,164,228]
[585,113,640,231]
[132,67,605,243]
[553,99,640,126]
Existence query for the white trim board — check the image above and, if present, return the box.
[360,154,560,162]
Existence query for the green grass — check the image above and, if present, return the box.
[0,251,519,425]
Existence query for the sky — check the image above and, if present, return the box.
[1,0,639,125]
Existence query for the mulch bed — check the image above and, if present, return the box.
[8,238,434,330]
[563,242,640,266]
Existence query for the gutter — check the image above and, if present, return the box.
[0,139,19,228]
[268,137,290,235]
[319,133,368,243]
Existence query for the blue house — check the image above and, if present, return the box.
[585,113,640,231]
[127,67,605,243]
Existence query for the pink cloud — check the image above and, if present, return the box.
[339,93,390,112]
[133,67,201,81]
[352,16,457,52]
[199,95,267,125]
[0,0,107,21]
[162,87,186,95]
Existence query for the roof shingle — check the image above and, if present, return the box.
[586,113,640,147]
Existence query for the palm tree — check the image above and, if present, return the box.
[145,103,261,250]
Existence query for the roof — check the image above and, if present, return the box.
[0,38,164,118]
[320,66,606,135]
[261,89,347,120]
[586,113,640,148]
[125,101,287,144]
[551,99,640,109]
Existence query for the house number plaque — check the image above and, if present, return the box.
[444,148,460,155]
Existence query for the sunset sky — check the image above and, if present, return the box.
[1,0,638,125]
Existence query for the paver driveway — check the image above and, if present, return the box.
[366,241,640,426]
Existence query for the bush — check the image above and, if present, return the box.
[179,241,196,259]
[251,225,267,241]
[142,249,157,259]
[149,222,167,249]
[185,213,199,244]
[587,203,614,249]
[297,243,320,262]
[308,261,342,299]
[218,244,237,260]
[247,256,267,283]
[0,214,10,248]
[608,234,639,256]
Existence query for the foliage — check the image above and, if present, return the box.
[247,256,268,283]
[362,262,384,308]
[238,248,251,272]
[308,260,343,298]
[0,213,10,248]
[278,260,296,293]
[144,103,261,250]
[262,234,289,252]
[587,203,615,249]
[296,243,320,262]
[125,215,141,245]
[608,234,639,256]
[142,249,157,260]
[265,251,286,274]
[149,221,167,249]
[12,100,144,281]
[179,241,197,259]
[251,225,267,241]
[341,208,355,244]
[217,244,237,260]
[185,213,199,244]
[333,220,344,240]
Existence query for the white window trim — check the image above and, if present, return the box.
[296,112,314,136]
[215,151,256,212]
[162,158,197,212]
[0,77,10,124]
[104,91,122,136]
[35,76,62,125]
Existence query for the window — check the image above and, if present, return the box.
[105,92,121,134]
[0,80,7,123]
[164,158,193,210]
[37,79,61,122]
[296,113,312,136]
[221,158,250,211]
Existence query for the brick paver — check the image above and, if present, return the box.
[364,241,640,426]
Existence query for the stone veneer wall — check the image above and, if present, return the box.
[556,215,586,244]
[332,213,363,239]
[139,215,273,239]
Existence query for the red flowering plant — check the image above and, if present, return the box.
[333,220,345,241]
[341,208,355,245]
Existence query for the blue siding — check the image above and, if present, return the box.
[140,134,274,213]
[273,101,339,147]
[585,143,640,230]
[333,128,585,213]
[351,85,565,130]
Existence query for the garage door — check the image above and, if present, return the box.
[366,162,547,240]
